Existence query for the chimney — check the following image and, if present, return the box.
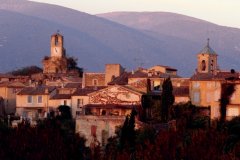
[132,70,134,75]
[148,72,153,77]
[45,88,49,94]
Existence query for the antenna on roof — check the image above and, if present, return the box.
[134,58,144,69]
[207,38,210,47]
[57,30,60,34]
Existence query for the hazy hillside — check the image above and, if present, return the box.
[0,0,186,74]
[1,0,240,76]
[98,12,240,73]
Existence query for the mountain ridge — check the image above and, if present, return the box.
[0,1,240,76]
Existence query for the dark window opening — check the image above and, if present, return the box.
[101,110,106,115]
[201,60,206,71]
[55,35,58,45]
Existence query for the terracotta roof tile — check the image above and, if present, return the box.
[64,83,82,88]
[17,86,56,95]
[129,70,180,78]
[85,104,140,109]
[108,72,130,85]
[151,65,178,71]
[50,94,72,100]
[0,81,26,88]
[190,71,240,81]
[73,86,106,96]
[173,86,189,97]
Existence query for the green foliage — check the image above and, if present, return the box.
[161,77,175,122]
[8,65,42,76]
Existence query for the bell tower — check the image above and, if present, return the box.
[197,39,218,74]
[50,32,65,57]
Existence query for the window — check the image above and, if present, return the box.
[77,99,83,108]
[206,92,211,103]
[211,60,214,71]
[37,96,43,103]
[91,125,97,137]
[201,60,206,71]
[27,96,33,103]
[193,92,200,103]
[227,108,239,117]
[92,79,98,86]
[55,35,58,45]
[193,82,200,88]
[101,110,106,115]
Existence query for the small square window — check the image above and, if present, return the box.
[92,79,98,86]
[193,92,200,103]
[38,96,43,103]
[77,99,83,108]
[27,96,33,103]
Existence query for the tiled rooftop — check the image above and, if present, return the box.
[17,86,56,95]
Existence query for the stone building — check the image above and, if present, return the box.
[75,85,143,146]
[0,81,26,115]
[190,39,240,119]
[42,33,68,74]
[16,86,57,120]
[196,39,218,74]
[82,64,124,88]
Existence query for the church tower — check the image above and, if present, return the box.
[197,39,218,74]
[50,33,65,57]
[42,32,68,74]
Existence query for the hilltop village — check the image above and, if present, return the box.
[0,33,240,147]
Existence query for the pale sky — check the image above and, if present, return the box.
[30,0,240,28]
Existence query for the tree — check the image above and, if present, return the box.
[58,105,72,120]
[219,82,235,126]
[67,56,78,69]
[161,77,175,122]
[224,116,240,154]
[119,108,137,151]
[8,65,42,76]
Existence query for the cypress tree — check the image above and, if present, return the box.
[161,77,175,122]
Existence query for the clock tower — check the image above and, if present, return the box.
[50,33,65,57]
[42,32,68,74]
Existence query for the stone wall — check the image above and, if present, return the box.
[83,73,105,87]
[76,115,125,146]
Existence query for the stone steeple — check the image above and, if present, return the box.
[197,39,218,74]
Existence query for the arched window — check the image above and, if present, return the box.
[201,60,206,71]
[210,60,214,71]
[92,79,98,86]
[55,35,58,45]
[101,110,106,115]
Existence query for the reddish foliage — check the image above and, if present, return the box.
[0,120,89,160]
